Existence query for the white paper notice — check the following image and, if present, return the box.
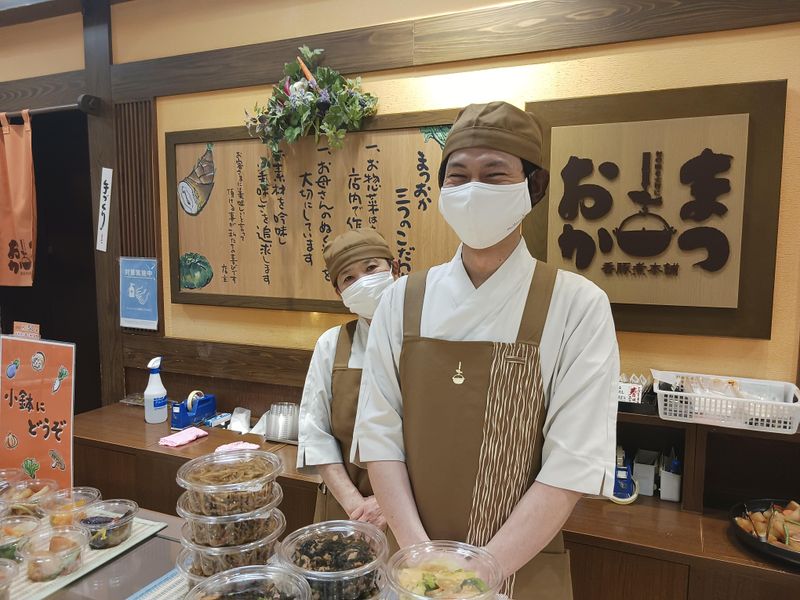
[95,167,113,252]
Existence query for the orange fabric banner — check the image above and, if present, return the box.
[0,110,37,286]
[0,336,74,489]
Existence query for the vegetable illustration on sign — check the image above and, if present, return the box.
[51,366,69,395]
[6,360,19,379]
[22,457,40,479]
[179,252,214,289]
[179,143,215,216]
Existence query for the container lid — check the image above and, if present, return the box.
[180,509,286,555]
[176,449,283,493]
[176,485,283,523]
[175,547,206,587]
[184,565,311,600]
[386,540,503,599]
[0,478,59,509]
[0,515,40,545]
[79,499,138,530]
[39,487,101,515]
[0,557,18,581]
[277,520,388,581]
[17,525,89,559]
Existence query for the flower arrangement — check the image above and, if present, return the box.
[246,46,378,166]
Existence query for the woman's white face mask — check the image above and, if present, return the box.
[340,271,394,319]
[438,180,531,249]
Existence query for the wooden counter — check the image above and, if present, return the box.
[74,404,799,599]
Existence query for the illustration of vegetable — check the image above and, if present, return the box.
[178,143,215,216]
[49,449,66,471]
[22,457,40,479]
[31,351,45,372]
[420,125,451,150]
[5,359,20,379]
[52,365,69,394]
[4,432,18,450]
[179,252,214,289]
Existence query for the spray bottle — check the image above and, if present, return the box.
[144,356,168,424]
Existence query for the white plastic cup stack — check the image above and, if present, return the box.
[265,403,299,442]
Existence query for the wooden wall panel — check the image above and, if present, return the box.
[115,99,158,258]
[0,70,86,111]
[687,567,799,600]
[566,541,689,600]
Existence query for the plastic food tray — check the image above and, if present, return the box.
[652,370,800,434]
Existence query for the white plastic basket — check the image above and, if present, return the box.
[651,369,800,434]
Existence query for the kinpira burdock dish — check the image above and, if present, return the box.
[176,450,283,516]
[386,541,503,599]
[177,485,283,547]
[731,498,800,566]
[180,510,286,578]
[184,565,312,600]
[277,520,388,600]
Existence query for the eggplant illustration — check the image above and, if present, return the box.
[5,359,20,379]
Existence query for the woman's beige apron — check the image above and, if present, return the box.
[399,262,572,599]
[0,110,36,286]
[313,320,374,522]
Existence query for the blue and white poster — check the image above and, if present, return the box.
[120,257,158,330]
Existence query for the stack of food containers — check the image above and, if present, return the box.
[175,449,285,587]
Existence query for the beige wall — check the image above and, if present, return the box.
[157,23,800,383]
[111,0,512,64]
[0,13,84,82]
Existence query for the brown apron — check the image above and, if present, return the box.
[399,263,573,599]
[0,110,36,286]
[313,320,374,522]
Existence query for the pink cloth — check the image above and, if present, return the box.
[158,427,208,447]
[215,441,260,453]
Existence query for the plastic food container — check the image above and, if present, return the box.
[0,558,18,600]
[386,541,503,600]
[176,449,283,516]
[176,547,205,588]
[0,470,23,494]
[17,525,89,582]
[278,520,388,600]
[177,485,283,547]
[185,565,312,600]
[39,487,101,527]
[79,499,138,549]
[0,479,58,519]
[180,510,286,578]
[0,515,40,561]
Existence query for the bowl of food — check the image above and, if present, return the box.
[730,498,800,566]
[277,520,388,600]
[0,479,58,518]
[0,470,23,495]
[180,510,286,579]
[176,450,283,516]
[0,515,40,561]
[17,526,89,582]
[39,487,101,527]
[386,541,503,599]
[79,499,138,549]
[177,484,283,548]
[184,565,312,600]
[0,558,18,600]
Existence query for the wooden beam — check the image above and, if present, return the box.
[110,0,800,101]
[0,70,85,111]
[413,0,800,65]
[82,0,125,404]
[111,22,413,102]
[122,333,312,388]
[0,0,132,26]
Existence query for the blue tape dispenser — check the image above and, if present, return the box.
[171,390,217,431]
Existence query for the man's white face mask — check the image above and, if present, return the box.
[438,181,532,249]
[340,271,394,319]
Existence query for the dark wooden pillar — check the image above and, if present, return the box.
[82,0,124,404]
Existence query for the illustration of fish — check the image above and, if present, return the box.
[420,125,451,150]
[6,359,20,379]
[49,449,66,471]
[178,143,215,216]
[52,365,69,394]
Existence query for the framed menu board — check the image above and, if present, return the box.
[166,110,460,312]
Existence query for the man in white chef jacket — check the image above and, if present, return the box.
[352,101,619,598]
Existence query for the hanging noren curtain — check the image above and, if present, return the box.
[0,110,37,286]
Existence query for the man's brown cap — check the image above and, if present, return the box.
[323,229,393,287]
[440,101,544,171]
